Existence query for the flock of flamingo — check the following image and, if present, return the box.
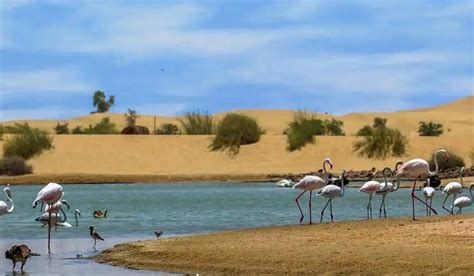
[287,149,473,223]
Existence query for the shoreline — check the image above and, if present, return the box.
[95,214,474,274]
[2,173,472,188]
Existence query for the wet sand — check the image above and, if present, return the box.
[96,214,474,275]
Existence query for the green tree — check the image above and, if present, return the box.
[93,90,115,113]
[418,121,443,136]
[353,117,408,159]
[124,109,140,127]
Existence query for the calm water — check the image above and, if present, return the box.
[0,182,472,274]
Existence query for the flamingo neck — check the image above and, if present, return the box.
[381,167,392,190]
[340,171,346,197]
[460,168,464,187]
[4,190,14,213]
[323,160,330,183]
[393,173,401,191]
[429,150,443,176]
[59,207,67,223]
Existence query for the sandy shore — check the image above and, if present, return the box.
[96,214,474,274]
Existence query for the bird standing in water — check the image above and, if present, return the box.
[89,226,104,248]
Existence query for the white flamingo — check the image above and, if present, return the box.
[451,184,473,214]
[276,179,294,188]
[376,162,402,219]
[441,167,464,214]
[318,170,347,223]
[0,185,14,215]
[422,178,435,216]
[292,158,333,224]
[359,168,381,219]
[32,182,64,208]
[395,149,449,220]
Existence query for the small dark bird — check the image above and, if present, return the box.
[5,244,39,272]
[154,230,163,239]
[93,209,107,218]
[89,226,104,248]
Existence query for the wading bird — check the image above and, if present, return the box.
[441,167,464,214]
[422,179,435,216]
[74,209,81,227]
[395,149,449,220]
[0,185,14,215]
[32,182,64,208]
[93,209,107,218]
[359,168,381,219]
[292,158,333,224]
[154,230,163,239]
[452,184,473,214]
[376,162,402,219]
[89,226,105,248]
[318,170,347,223]
[276,179,294,188]
[4,244,39,273]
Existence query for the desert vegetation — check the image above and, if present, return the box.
[2,123,53,160]
[179,110,214,135]
[53,122,70,134]
[93,90,115,113]
[124,109,140,127]
[0,156,32,176]
[71,117,119,134]
[210,113,263,156]
[285,111,345,151]
[353,117,407,159]
[155,123,180,135]
[418,121,443,136]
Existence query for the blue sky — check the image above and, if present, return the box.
[0,0,472,120]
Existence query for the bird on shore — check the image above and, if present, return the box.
[292,158,333,224]
[89,226,105,248]
[0,185,14,215]
[359,168,380,219]
[441,167,464,214]
[422,179,435,216]
[318,170,347,223]
[154,230,163,239]
[376,162,402,219]
[452,184,473,214]
[4,244,40,272]
[395,149,449,220]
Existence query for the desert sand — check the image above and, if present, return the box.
[0,96,473,184]
[96,214,474,274]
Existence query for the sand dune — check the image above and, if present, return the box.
[0,96,472,183]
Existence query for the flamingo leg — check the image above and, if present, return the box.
[366,194,371,219]
[441,194,452,214]
[329,199,334,222]
[295,191,307,223]
[320,199,331,223]
[425,198,429,216]
[368,194,373,219]
[412,178,438,220]
[308,191,313,225]
[450,195,456,215]
[379,195,386,219]
[383,199,387,219]
[429,198,433,216]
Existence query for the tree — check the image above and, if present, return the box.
[353,117,408,159]
[124,109,140,127]
[418,121,443,136]
[93,90,115,113]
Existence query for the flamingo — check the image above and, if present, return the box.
[422,178,435,216]
[359,168,382,219]
[395,149,449,220]
[318,170,347,223]
[441,167,464,214]
[292,158,333,224]
[276,179,294,188]
[376,162,403,219]
[35,208,80,228]
[0,185,14,215]
[451,184,473,214]
[32,182,64,208]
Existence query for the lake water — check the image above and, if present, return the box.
[1,182,472,274]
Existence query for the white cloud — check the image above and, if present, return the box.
[0,68,92,95]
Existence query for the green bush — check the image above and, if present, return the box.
[353,117,408,159]
[324,118,345,136]
[156,123,180,135]
[53,122,69,134]
[418,121,443,136]
[179,110,214,134]
[210,113,263,156]
[93,90,115,113]
[428,149,465,170]
[71,118,118,134]
[124,108,139,127]
[3,123,53,160]
[285,111,324,151]
[0,156,32,176]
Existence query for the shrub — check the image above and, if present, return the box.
[3,123,53,160]
[53,122,69,134]
[210,113,263,156]
[0,156,32,176]
[124,108,140,127]
[418,121,443,136]
[353,117,408,159]
[428,149,465,171]
[324,119,345,136]
[71,118,118,134]
[156,123,180,135]
[179,110,214,134]
[285,111,325,151]
[93,90,115,113]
